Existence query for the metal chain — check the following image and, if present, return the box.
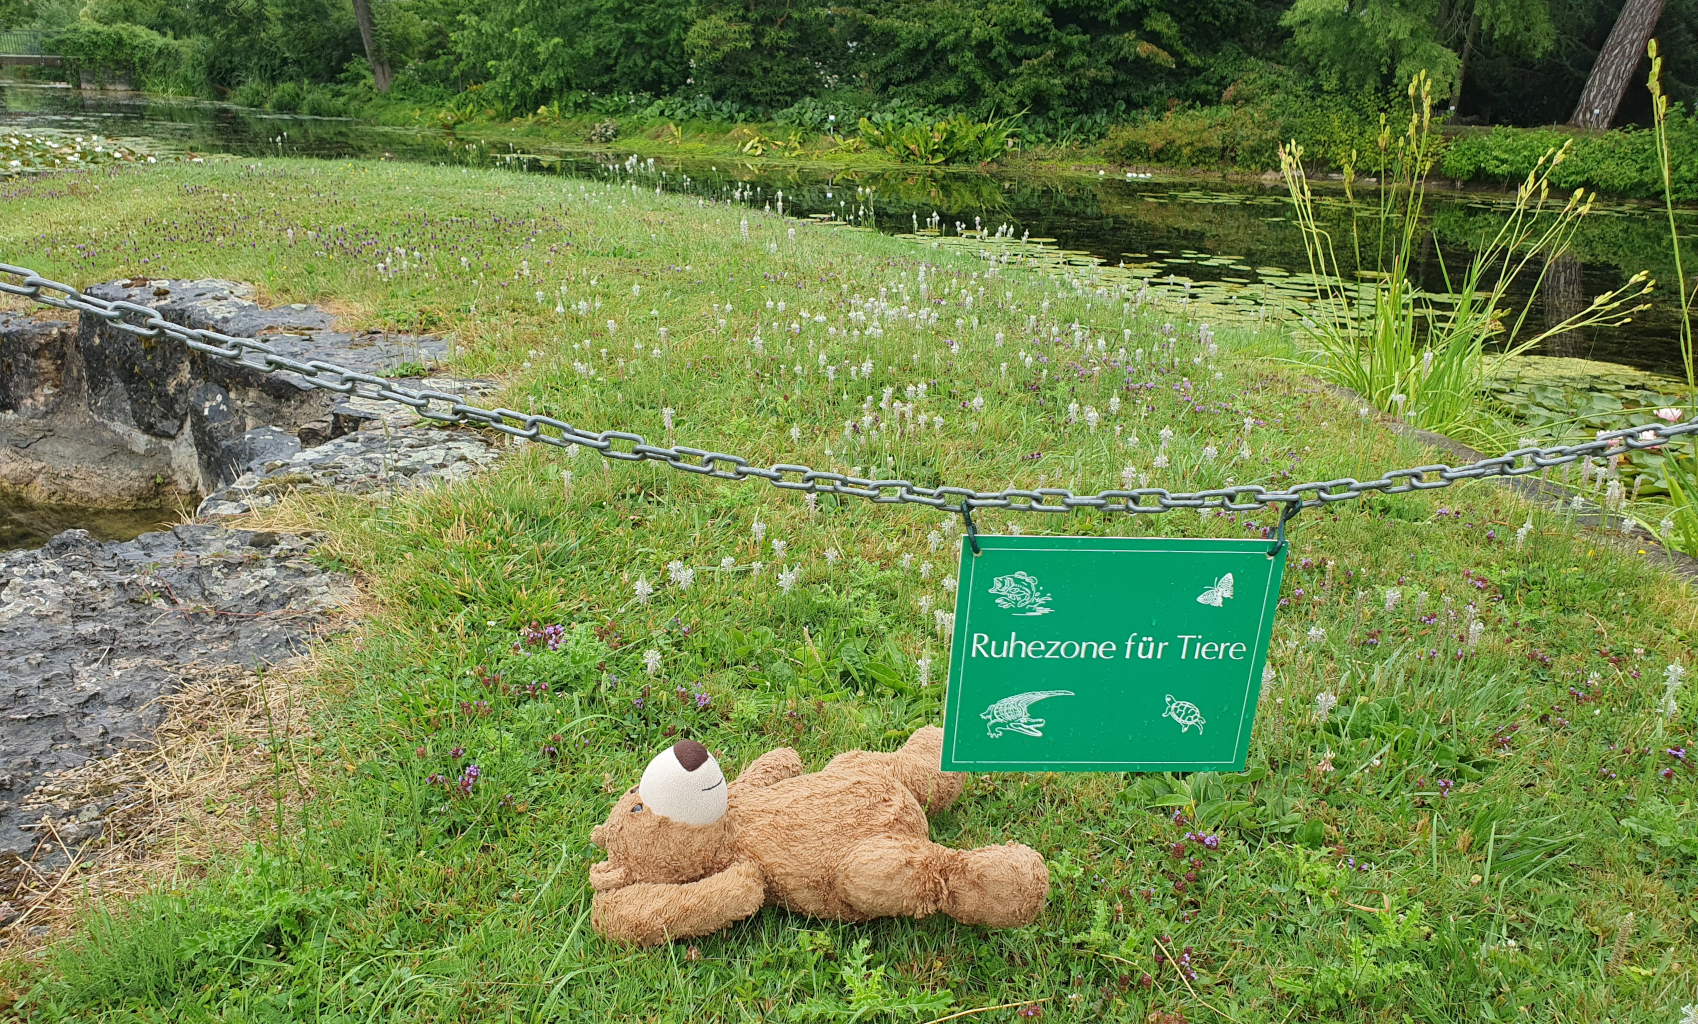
[6,261,1696,518]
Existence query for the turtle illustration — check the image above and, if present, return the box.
[981,690,1074,738]
[1162,695,1206,734]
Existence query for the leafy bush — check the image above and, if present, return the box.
[228,80,270,108]
[857,113,1019,165]
[297,85,349,117]
[1102,103,1284,169]
[588,119,620,143]
[266,81,304,113]
[1441,108,1698,200]
[1025,110,1115,146]
[56,22,204,94]
[643,92,753,124]
[1101,74,1385,173]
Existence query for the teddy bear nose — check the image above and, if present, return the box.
[590,824,608,849]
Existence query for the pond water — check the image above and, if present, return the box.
[5,81,1696,380]
[0,501,182,552]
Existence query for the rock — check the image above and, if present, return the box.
[0,314,78,420]
[1,279,469,508]
[296,420,334,447]
[196,415,501,516]
[0,525,350,868]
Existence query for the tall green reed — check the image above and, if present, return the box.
[1278,73,1652,447]
[1648,39,1698,555]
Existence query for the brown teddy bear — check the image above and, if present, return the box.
[589,726,1049,946]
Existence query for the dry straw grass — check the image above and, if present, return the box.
[0,659,321,963]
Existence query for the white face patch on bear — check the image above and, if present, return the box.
[638,740,728,826]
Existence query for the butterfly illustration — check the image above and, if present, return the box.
[1196,573,1235,606]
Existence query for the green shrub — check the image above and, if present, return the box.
[1101,103,1285,170]
[298,85,348,117]
[56,22,204,94]
[857,112,1019,165]
[266,80,304,113]
[1100,82,1384,173]
[228,81,270,107]
[1440,109,1698,199]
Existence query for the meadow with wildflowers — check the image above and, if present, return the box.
[1,156,1696,1022]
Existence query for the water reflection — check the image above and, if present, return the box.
[3,81,1694,377]
[0,499,182,551]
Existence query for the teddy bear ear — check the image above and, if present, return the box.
[638,740,728,826]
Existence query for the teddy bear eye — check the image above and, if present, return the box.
[630,803,644,813]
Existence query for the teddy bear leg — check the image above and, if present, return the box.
[825,727,964,816]
[837,837,954,919]
[937,842,1049,928]
[838,836,1048,928]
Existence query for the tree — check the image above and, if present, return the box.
[1569,0,1666,127]
[351,0,391,91]
[1442,0,1555,113]
[1281,0,1461,97]
[1281,0,1552,104]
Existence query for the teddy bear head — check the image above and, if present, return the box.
[589,739,734,891]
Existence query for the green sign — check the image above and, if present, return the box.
[940,535,1286,772]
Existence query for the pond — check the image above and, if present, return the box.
[2,82,1694,545]
[0,501,181,552]
[7,81,1696,377]
[4,81,1695,378]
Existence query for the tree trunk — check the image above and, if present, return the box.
[1450,11,1480,114]
[351,0,391,93]
[1569,0,1666,129]
[1544,254,1588,357]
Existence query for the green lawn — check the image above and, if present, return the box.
[2,157,1695,1023]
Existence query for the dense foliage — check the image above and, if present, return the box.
[5,0,1697,131]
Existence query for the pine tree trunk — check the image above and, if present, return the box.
[351,0,391,93]
[1569,0,1666,129]
[1544,255,1588,357]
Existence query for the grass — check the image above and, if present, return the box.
[1,155,1696,1022]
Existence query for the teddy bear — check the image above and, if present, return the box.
[588,726,1049,946]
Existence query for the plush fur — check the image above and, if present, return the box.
[589,727,1049,946]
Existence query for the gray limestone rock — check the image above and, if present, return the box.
[0,525,350,868]
[1,279,468,508]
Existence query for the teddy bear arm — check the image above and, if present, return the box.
[732,746,804,790]
[591,859,766,947]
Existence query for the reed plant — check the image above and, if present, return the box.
[1647,39,1698,556]
[1279,73,1652,447]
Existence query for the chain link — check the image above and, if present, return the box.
[6,261,1696,519]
